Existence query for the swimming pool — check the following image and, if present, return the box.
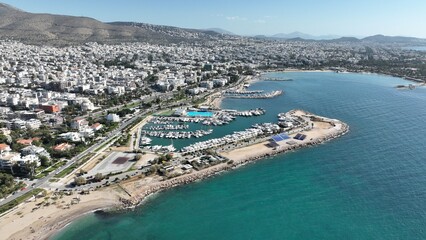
[187,111,213,117]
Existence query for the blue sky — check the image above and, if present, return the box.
[2,0,426,38]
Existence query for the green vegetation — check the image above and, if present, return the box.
[94,136,118,152]
[192,96,208,105]
[61,104,82,117]
[116,133,131,147]
[74,176,86,186]
[0,134,10,144]
[54,153,95,178]
[0,173,25,198]
[116,108,135,118]
[0,188,44,215]
[94,173,104,182]
[39,155,51,167]
[54,164,77,178]
[104,59,135,69]
[35,161,66,179]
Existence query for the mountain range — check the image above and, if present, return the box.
[0,2,425,46]
[0,3,226,45]
[270,31,341,40]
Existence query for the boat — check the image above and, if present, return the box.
[140,136,152,146]
[163,144,176,152]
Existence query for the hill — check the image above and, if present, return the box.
[271,31,341,40]
[0,3,226,45]
[361,34,426,44]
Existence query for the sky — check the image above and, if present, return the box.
[2,0,426,38]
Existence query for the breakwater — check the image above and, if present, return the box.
[124,119,349,207]
[224,90,283,99]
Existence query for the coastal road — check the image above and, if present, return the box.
[0,77,248,207]
[0,107,152,207]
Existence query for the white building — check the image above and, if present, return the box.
[59,132,82,142]
[21,145,51,159]
[18,154,40,167]
[26,119,42,130]
[81,100,96,111]
[70,118,89,131]
[106,113,121,122]
[199,81,214,89]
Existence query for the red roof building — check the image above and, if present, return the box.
[0,143,11,153]
[52,143,73,152]
[40,104,60,113]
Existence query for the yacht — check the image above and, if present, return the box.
[140,136,152,145]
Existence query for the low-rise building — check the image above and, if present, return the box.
[173,108,187,117]
[212,78,228,87]
[90,123,103,131]
[40,104,60,113]
[0,143,11,153]
[0,152,40,174]
[199,81,214,89]
[26,119,42,130]
[70,118,89,131]
[21,145,50,159]
[16,138,34,146]
[106,113,121,122]
[52,143,73,152]
[0,152,21,172]
[59,132,82,142]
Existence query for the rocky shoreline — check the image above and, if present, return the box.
[123,120,349,209]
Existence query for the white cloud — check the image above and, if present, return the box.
[226,16,247,21]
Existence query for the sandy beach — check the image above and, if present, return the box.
[2,189,124,240]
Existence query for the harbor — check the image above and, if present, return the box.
[138,107,267,148]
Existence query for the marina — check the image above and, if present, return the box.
[140,129,213,140]
[144,124,190,130]
[180,109,318,153]
[140,108,267,145]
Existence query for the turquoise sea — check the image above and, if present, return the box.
[53,72,426,240]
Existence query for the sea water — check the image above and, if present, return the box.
[53,72,426,240]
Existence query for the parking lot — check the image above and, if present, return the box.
[87,152,136,176]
